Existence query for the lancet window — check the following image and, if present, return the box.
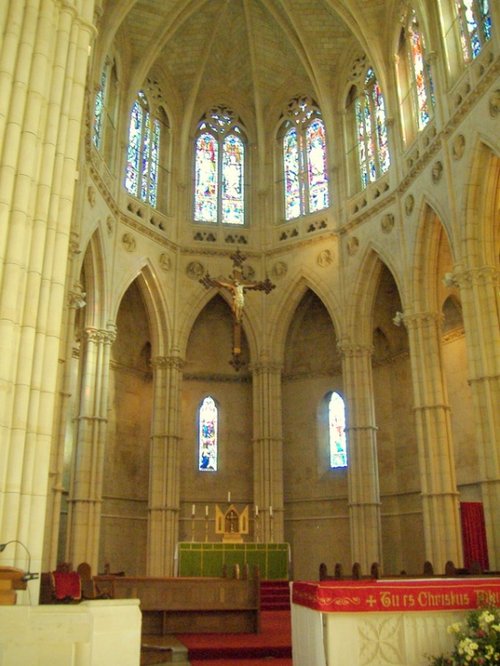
[92,57,119,166]
[194,105,246,225]
[281,96,329,221]
[353,68,391,189]
[125,89,169,209]
[397,7,435,144]
[198,396,218,472]
[455,0,492,62]
[329,392,347,469]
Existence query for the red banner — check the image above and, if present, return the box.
[292,578,500,613]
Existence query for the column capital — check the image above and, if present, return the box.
[251,361,283,376]
[451,265,499,289]
[337,341,373,358]
[84,325,117,344]
[151,355,185,370]
[400,311,442,330]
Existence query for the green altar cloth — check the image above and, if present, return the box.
[176,542,290,580]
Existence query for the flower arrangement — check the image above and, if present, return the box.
[428,605,500,665]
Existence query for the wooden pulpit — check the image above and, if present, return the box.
[0,566,27,605]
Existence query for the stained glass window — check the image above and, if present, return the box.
[194,105,245,225]
[455,0,492,62]
[93,68,107,149]
[407,10,434,130]
[282,96,329,221]
[198,396,218,471]
[329,392,347,468]
[125,91,162,207]
[354,68,391,189]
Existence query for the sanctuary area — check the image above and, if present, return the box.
[0,4,498,661]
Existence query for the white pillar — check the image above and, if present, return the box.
[0,1,96,594]
[452,265,500,569]
[403,311,462,568]
[66,324,116,570]
[339,342,382,572]
[147,354,183,576]
[252,360,284,543]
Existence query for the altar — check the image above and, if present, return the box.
[291,577,500,666]
[176,542,290,580]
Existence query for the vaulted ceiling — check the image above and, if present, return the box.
[98,0,397,129]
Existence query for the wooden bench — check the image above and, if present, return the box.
[94,573,261,634]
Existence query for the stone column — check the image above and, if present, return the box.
[402,311,462,567]
[252,361,284,543]
[338,342,382,572]
[66,323,116,570]
[147,354,184,576]
[43,263,87,570]
[0,1,95,589]
[451,265,500,569]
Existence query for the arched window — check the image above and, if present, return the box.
[194,105,246,225]
[125,89,169,209]
[396,8,435,144]
[329,392,347,468]
[92,57,119,166]
[198,396,218,471]
[281,96,329,221]
[352,68,391,190]
[455,0,492,62]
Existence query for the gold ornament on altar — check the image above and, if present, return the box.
[215,504,249,543]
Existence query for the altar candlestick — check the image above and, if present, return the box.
[255,504,259,516]
[269,505,273,518]
[228,491,231,503]
[191,504,195,517]
[205,505,209,517]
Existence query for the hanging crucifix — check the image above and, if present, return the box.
[199,250,275,370]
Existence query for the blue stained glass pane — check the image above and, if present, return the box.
[141,114,151,202]
[284,127,301,220]
[93,69,107,149]
[222,134,244,224]
[373,79,390,174]
[409,13,431,129]
[125,100,143,196]
[306,118,329,212]
[355,97,368,189]
[199,396,217,471]
[195,133,218,222]
[329,392,347,468]
[149,119,160,207]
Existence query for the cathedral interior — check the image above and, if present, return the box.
[0,0,499,594]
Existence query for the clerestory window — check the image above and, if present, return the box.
[194,105,246,225]
[280,96,329,221]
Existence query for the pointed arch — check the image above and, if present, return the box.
[80,228,109,331]
[111,260,171,357]
[412,201,455,312]
[462,139,500,268]
[346,244,405,346]
[270,268,342,366]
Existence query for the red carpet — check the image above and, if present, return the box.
[176,610,292,661]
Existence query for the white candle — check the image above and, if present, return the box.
[269,505,273,518]
[205,505,209,517]
[191,504,195,516]
[227,491,231,503]
[255,504,259,517]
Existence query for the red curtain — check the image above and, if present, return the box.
[460,502,489,571]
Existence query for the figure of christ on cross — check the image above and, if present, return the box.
[199,250,275,365]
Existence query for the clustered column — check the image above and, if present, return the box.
[147,354,184,576]
[338,342,382,572]
[66,323,116,570]
[0,1,96,584]
[252,360,284,542]
[453,265,500,569]
[402,310,462,567]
